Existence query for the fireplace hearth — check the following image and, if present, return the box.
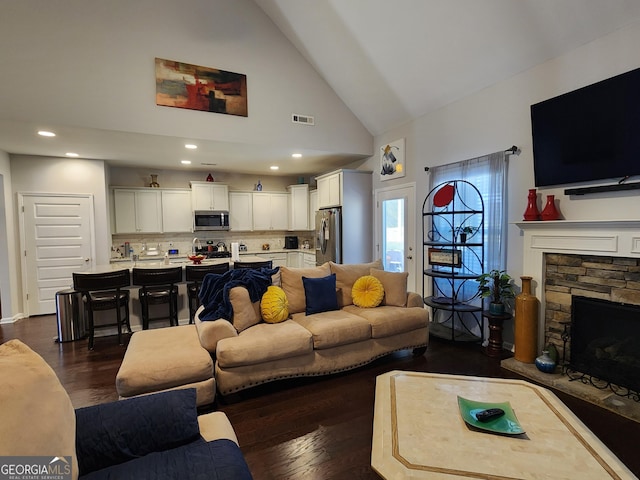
[567,296,640,399]
[512,219,640,420]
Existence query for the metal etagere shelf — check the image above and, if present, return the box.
[422,180,485,342]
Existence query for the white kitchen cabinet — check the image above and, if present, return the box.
[252,192,288,231]
[316,171,341,208]
[303,251,316,268]
[161,189,192,232]
[287,251,301,267]
[257,252,287,267]
[308,189,318,231]
[190,181,229,211]
[113,188,162,233]
[229,192,253,231]
[287,184,309,230]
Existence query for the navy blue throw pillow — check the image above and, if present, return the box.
[302,274,339,315]
[75,389,200,475]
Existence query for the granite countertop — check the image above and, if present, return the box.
[102,255,270,272]
[241,248,314,255]
[109,248,314,264]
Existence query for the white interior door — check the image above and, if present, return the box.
[375,184,416,292]
[21,194,95,315]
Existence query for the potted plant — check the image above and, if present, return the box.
[476,269,515,315]
[456,225,477,243]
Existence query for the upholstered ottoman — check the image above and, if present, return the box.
[116,325,215,407]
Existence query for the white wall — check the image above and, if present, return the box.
[0,0,372,157]
[108,166,303,192]
[9,155,111,315]
[364,20,640,341]
[0,151,20,321]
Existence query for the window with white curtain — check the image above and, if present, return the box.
[427,151,508,339]
[429,151,508,272]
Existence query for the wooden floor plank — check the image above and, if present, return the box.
[2,315,638,479]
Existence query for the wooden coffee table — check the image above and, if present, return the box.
[371,371,636,479]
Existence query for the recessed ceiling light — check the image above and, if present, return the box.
[65,152,79,157]
[270,165,279,170]
[292,153,302,158]
[185,144,197,149]
[38,130,56,137]
[181,160,192,165]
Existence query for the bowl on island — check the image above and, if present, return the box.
[187,254,206,265]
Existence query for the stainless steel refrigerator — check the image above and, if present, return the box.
[315,208,341,265]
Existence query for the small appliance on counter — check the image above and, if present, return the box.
[284,236,299,249]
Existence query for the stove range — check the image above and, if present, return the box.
[195,248,231,259]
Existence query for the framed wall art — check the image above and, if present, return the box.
[155,58,248,117]
[380,138,405,181]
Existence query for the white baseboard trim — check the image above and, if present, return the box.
[1,313,26,324]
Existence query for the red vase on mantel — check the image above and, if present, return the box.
[540,195,560,221]
[523,188,540,221]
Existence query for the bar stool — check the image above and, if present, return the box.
[185,262,230,324]
[232,260,273,269]
[72,269,131,350]
[132,267,183,329]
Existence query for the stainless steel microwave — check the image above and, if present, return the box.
[193,210,230,231]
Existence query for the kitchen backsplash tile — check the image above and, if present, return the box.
[112,231,313,258]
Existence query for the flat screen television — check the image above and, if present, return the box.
[531,67,640,187]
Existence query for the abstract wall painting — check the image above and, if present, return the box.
[380,138,405,181]
[155,58,248,117]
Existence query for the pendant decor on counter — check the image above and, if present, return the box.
[523,188,540,221]
[514,276,538,363]
[540,195,560,220]
[256,180,262,191]
[149,174,160,188]
[535,350,557,373]
[206,173,214,182]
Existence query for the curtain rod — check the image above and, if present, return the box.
[505,145,520,155]
[424,145,520,172]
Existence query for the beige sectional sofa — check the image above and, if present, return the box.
[1,339,249,480]
[116,260,429,402]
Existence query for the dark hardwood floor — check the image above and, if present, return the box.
[2,314,639,479]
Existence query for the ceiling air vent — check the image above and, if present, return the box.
[292,113,315,126]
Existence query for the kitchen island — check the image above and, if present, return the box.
[80,255,271,335]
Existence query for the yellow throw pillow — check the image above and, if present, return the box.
[352,275,385,308]
[261,286,289,323]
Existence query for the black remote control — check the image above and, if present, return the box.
[475,408,505,422]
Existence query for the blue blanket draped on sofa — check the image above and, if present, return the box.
[198,267,278,321]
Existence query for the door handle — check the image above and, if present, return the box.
[406,255,413,260]
[84,258,90,262]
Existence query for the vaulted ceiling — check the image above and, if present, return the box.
[257,0,640,135]
[2,0,640,175]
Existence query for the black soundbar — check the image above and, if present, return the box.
[564,182,640,196]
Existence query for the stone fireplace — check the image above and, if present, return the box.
[503,220,640,419]
[543,252,640,358]
[516,219,640,352]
